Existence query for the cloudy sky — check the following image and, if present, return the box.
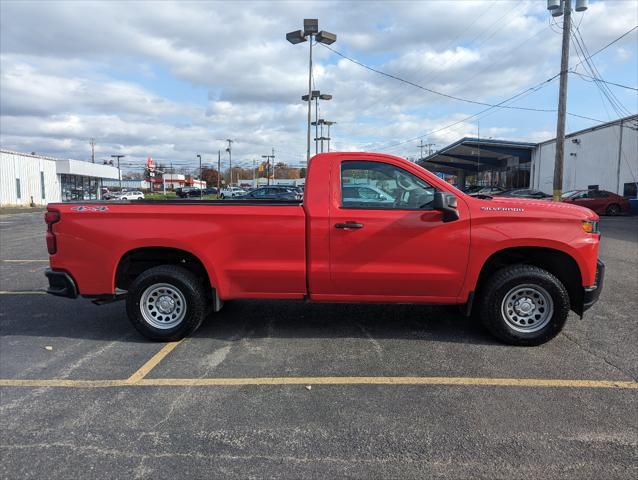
[1,0,636,173]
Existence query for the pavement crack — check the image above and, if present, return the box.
[560,331,636,381]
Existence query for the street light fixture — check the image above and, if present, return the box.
[304,91,332,154]
[286,19,337,162]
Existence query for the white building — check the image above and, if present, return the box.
[531,115,638,197]
[0,150,121,206]
[420,115,637,197]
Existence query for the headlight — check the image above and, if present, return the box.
[582,220,599,234]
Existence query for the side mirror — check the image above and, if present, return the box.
[433,191,460,223]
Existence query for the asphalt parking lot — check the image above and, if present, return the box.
[0,211,636,479]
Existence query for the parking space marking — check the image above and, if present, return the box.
[126,340,184,383]
[0,260,49,263]
[0,291,47,295]
[0,376,636,389]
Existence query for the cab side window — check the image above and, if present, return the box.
[341,161,436,210]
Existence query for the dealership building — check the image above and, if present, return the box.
[420,114,638,197]
[0,150,121,206]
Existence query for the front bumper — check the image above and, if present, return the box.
[582,260,604,314]
[45,269,78,298]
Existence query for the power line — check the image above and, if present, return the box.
[572,25,638,71]
[320,43,555,113]
[375,73,561,153]
[570,71,638,92]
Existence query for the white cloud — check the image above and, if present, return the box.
[0,0,636,170]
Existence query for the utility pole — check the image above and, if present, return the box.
[90,138,96,163]
[417,140,424,162]
[553,1,571,201]
[547,0,588,199]
[426,143,435,156]
[217,150,221,193]
[226,139,233,186]
[253,158,256,187]
[261,152,274,186]
[272,148,276,183]
[196,154,202,199]
[110,154,124,190]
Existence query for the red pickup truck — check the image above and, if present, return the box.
[44,152,604,346]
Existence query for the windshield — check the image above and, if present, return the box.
[561,190,580,198]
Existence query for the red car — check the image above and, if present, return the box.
[44,152,604,346]
[561,189,630,215]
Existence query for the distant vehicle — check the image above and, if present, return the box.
[237,186,301,200]
[465,186,507,197]
[462,186,483,194]
[219,186,247,199]
[342,185,395,204]
[561,189,630,215]
[497,189,552,200]
[177,187,218,198]
[119,191,145,200]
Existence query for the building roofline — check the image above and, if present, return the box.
[536,114,638,146]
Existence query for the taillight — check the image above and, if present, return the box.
[44,210,60,225]
[45,209,60,254]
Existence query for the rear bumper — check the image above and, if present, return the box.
[582,260,604,313]
[45,269,78,299]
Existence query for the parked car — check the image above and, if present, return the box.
[177,187,218,198]
[119,191,145,200]
[44,152,604,346]
[237,186,301,200]
[465,186,507,197]
[561,189,630,215]
[496,189,552,200]
[219,186,247,198]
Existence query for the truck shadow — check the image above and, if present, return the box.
[194,299,500,346]
[0,296,499,346]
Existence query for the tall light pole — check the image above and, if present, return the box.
[111,154,124,190]
[196,154,202,198]
[287,19,337,163]
[547,0,588,201]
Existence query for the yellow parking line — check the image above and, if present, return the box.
[126,340,184,383]
[0,259,49,263]
[0,376,636,389]
[0,291,47,295]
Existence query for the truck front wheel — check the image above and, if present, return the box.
[125,265,207,341]
[479,265,570,346]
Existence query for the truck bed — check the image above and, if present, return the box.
[48,201,307,299]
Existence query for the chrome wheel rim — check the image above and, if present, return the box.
[140,283,187,329]
[501,284,553,333]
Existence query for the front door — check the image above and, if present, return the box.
[329,159,470,300]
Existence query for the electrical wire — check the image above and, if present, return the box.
[570,71,638,92]
[320,43,555,113]
[572,25,638,71]
[372,73,561,153]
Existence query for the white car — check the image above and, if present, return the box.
[119,191,145,200]
[219,186,247,198]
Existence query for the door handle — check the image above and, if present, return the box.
[335,222,364,229]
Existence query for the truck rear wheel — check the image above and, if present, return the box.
[125,265,207,341]
[479,265,570,346]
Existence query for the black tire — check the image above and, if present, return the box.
[219,193,225,199]
[606,203,620,216]
[125,265,207,341]
[479,265,570,346]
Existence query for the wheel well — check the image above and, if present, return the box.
[476,247,583,312]
[115,247,211,293]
